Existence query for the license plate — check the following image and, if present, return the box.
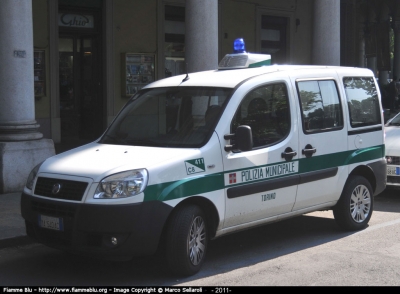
[387,166,400,176]
[38,215,64,231]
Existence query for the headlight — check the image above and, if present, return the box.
[26,162,44,190]
[94,169,148,199]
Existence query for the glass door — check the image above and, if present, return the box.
[260,15,288,64]
[59,37,77,142]
[164,5,185,78]
[59,34,103,147]
[79,36,102,140]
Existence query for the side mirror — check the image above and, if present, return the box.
[224,125,253,152]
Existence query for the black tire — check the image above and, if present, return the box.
[165,204,208,277]
[333,175,373,231]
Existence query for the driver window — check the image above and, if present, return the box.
[232,83,290,148]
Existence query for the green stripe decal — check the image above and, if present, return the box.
[298,145,385,173]
[248,59,271,68]
[144,173,225,202]
[143,145,384,202]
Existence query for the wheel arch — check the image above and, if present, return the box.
[348,164,376,193]
[156,195,221,254]
[171,196,220,239]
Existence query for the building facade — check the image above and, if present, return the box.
[0,0,399,192]
[32,0,338,148]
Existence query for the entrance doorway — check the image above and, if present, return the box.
[53,2,104,153]
[58,33,103,150]
[260,15,288,64]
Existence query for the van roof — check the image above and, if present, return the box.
[145,65,375,89]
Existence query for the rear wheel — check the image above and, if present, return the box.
[333,175,373,231]
[165,204,208,276]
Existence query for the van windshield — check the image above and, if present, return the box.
[99,87,232,148]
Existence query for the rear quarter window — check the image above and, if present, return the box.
[343,77,381,128]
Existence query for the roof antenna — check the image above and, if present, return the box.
[182,63,190,82]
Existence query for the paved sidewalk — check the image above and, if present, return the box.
[0,192,34,249]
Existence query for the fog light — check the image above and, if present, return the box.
[102,234,128,248]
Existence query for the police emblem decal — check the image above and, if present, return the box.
[229,173,236,184]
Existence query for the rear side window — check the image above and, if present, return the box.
[343,77,381,128]
[297,80,343,133]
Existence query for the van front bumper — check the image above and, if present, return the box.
[20,192,173,259]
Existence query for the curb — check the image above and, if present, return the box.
[0,235,36,250]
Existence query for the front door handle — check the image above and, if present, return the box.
[302,144,316,158]
[281,147,297,161]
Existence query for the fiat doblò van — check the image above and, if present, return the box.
[21,42,386,277]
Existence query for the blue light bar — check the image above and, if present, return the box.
[219,38,271,69]
[233,38,246,53]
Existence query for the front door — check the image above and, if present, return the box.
[221,77,299,229]
[59,34,103,148]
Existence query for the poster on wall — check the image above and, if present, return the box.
[122,53,156,97]
[34,50,46,97]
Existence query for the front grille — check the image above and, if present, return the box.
[32,200,76,218]
[34,177,88,201]
[386,156,400,165]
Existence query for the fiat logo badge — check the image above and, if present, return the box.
[51,183,62,195]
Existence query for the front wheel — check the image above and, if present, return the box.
[165,204,208,277]
[333,175,373,231]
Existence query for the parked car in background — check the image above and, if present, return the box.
[385,112,400,188]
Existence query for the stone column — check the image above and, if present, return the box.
[0,0,55,193]
[392,20,400,80]
[185,0,218,73]
[312,0,340,65]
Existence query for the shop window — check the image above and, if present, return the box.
[34,50,46,97]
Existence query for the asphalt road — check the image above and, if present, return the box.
[1,189,400,287]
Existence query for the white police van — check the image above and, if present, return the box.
[21,39,386,276]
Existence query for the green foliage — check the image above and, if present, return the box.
[299,90,322,112]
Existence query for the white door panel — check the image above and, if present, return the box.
[219,75,299,228]
[223,186,297,227]
[291,73,347,211]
